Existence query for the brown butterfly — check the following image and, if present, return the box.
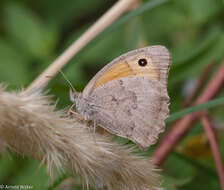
[70,46,171,150]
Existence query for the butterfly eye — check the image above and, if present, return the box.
[138,58,147,66]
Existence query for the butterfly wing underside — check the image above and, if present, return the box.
[82,46,171,150]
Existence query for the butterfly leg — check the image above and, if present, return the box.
[67,104,84,121]
[93,120,97,143]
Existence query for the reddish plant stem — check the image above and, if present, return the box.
[152,112,200,165]
[152,62,224,166]
[183,62,215,107]
[201,114,224,190]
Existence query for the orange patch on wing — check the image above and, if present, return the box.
[94,61,159,89]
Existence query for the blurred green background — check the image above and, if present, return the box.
[0,0,224,189]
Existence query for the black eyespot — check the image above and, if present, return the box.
[138,58,147,66]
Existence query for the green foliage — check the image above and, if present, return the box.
[166,97,224,123]
[0,0,224,189]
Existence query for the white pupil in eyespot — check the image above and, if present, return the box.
[138,59,147,66]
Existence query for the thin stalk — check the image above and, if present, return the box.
[201,114,224,190]
[153,61,224,165]
[26,0,137,92]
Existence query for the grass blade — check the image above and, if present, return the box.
[77,0,169,57]
[166,97,224,123]
[105,0,169,34]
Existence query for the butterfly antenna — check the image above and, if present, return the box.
[59,70,79,99]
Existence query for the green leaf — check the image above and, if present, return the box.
[162,175,192,190]
[43,0,102,27]
[172,26,222,66]
[0,38,30,86]
[0,156,18,182]
[166,97,224,123]
[10,159,48,189]
[169,32,224,85]
[47,173,67,190]
[75,0,170,58]
[172,152,217,178]
[4,2,58,59]
[176,0,222,26]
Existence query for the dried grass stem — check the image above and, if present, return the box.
[27,0,137,92]
[0,85,161,190]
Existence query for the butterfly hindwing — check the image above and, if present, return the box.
[88,76,169,150]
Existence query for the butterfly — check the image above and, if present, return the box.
[70,45,171,150]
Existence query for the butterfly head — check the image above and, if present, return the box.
[70,88,95,120]
[69,88,79,102]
